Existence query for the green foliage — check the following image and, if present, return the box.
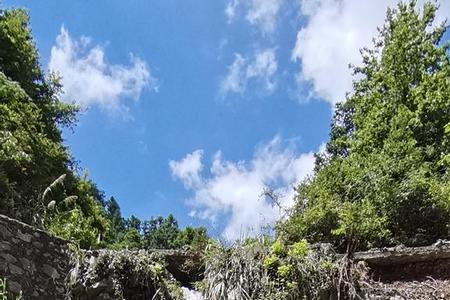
[202,239,270,300]
[201,238,360,300]
[271,238,285,255]
[35,173,111,249]
[105,197,126,243]
[0,5,208,253]
[142,214,180,249]
[141,214,210,250]
[0,71,71,223]
[103,207,210,251]
[288,240,309,259]
[48,208,98,249]
[263,255,278,269]
[0,7,80,222]
[70,250,183,300]
[109,228,143,250]
[174,225,210,250]
[280,1,450,251]
[0,6,118,250]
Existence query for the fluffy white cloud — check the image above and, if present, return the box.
[170,136,318,241]
[292,0,450,106]
[225,0,282,34]
[48,26,157,111]
[169,150,204,189]
[220,49,277,96]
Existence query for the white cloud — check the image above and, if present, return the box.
[247,49,278,91]
[292,0,450,106]
[220,49,277,96]
[225,0,240,23]
[48,26,157,111]
[221,54,247,94]
[169,150,204,189]
[170,136,317,241]
[225,0,282,34]
[246,0,282,33]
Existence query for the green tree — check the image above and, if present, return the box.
[142,214,180,249]
[141,214,210,250]
[45,175,111,249]
[109,227,142,250]
[280,1,450,251]
[105,196,126,243]
[0,7,113,249]
[0,7,78,224]
[175,226,210,250]
[127,215,142,232]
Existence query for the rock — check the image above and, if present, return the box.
[17,230,32,242]
[0,214,71,299]
[43,264,60,279]
[8,264,24,275]
[1,253,17,263]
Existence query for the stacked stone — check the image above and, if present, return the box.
[0,214,72,299]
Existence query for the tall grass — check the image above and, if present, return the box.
[201,239,370,300]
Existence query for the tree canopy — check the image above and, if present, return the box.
[280,1,450,251]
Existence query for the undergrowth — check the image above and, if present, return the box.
[69,250,183,300]
[200,238,372,300]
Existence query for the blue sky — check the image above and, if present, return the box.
[4,0,450,240]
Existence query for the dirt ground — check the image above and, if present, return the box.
[368,278,450,299]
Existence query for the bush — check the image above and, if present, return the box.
[69,250,183,300]
[200,238,370,300]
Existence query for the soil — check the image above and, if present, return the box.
[368,279,450,300]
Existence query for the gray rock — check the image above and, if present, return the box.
[9,264,24,275]
[0,241,11,251]
[43,264,60,279]
[8,280,22,293]
[1,253,17,263]
[17,230,32,242]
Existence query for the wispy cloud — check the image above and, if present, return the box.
[170,136,318,241]
[225,0,283,34]
[225,0,240,23]
[220,48,277,96]
[48,26,158,112]
[292,0,450,106]
[246,0,282,34]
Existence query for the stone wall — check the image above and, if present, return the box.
[0,214,72,299]
[352,243,450,282]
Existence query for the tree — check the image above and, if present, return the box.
[280,1,450,251]
[0,7,116,250]
[0,7,210,251]
[142,214,180,249]
[105,197,126,243]
[46,175,111,249]
[141,214,210,250]
[175,226,210,250]
[0,7,78,224]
